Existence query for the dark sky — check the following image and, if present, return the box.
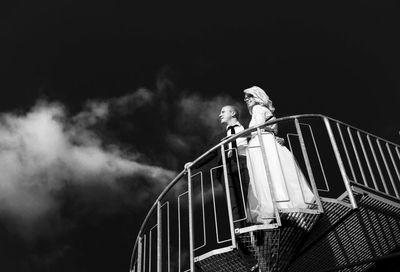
[1,1,400,272]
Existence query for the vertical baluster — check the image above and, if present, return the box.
[396,147,400,163]
[220,144,237,246]
[358,132,378,190]
[367,135,388,194]
[337,123,357,183]
[199,177,207,250]
[187,168,195,271]
[138,237,143,272]
[377,140,399,197]
[178,193,182,272]
[386,143,400,197]
[295,119,323,212]
[166,203,170,272]
[157,201,162,272]
[347,127,368,187]
[143,235,147,272]
[149,230,152,272]
[325,118,358,209]
[256,127,282,225]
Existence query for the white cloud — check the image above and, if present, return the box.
[0,100,175,237]
[114,87,154,108]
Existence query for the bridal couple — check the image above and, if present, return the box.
[216,86,314,226]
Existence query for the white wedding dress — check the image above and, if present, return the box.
[246,105,314,224]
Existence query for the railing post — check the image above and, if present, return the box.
[137,236,143,272]
[157,201,162,272]
[220,144,237,247]
[323,117,358,209]
[386,143,400,198]
[257,128,281,225]
[294,119,323,212]
[187,167,195,271]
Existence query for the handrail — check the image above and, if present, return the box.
[188,114,323,170]
[189,113,400,170]
[129,113,400,270]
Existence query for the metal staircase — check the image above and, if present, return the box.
[129,114,400,272]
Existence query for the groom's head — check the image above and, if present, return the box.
[219,105,240,125]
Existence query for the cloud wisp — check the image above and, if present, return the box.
[0,100,175,239]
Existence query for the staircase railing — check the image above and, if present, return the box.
[129,114,400,272]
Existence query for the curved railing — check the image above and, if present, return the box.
[129,114,400,272]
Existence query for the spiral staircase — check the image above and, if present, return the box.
[129,115,400,272]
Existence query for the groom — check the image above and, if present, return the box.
[186,105,250,228]
[218,105,250,228]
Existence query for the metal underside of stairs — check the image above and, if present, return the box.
[288,189,400,272]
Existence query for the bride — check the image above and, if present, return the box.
[244,86,314,224]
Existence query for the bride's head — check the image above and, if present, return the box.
[243,86,275,114]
